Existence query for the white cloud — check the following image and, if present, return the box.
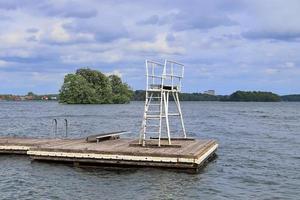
[105,70,123,78]
[128,33,185,54]
[265,68,279,75]
[0,32,24,45]
[0,60,8,67]
[31,71,65,83]
[284,62,295,68]
[49,22,71,43]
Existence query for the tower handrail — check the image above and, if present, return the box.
[163,59,184,92]
[146,59,164,66]
[145,60,165,91]
[165,60,184,66]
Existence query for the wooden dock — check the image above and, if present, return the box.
[0,136,218,172]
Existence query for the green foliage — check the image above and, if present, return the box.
[179,93,220,101]
[132,90,222,101]
[228,91,280,102]
[109,75,133,103]
[132,90,284,102]
[132,90,146,101]
[59,68,132,104]
[281,94,300,101]
[76,68,112,103]
[27,92,36,96]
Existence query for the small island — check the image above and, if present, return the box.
[226,91,281,102]
[59,68,132,104]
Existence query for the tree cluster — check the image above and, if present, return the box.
[227,91,280,102]
[281,94,300,102]
[132,90,223,101]
[59,68,132,104]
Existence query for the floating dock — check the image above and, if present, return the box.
[0,136,218,172]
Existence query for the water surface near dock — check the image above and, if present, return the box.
[0,101,299,199]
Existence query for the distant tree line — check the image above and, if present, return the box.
[132,90,299,102]
[133,90,222,101]
[0,92,58,101]
[281,94,300,102]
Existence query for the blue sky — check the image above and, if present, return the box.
[0,0,299,95]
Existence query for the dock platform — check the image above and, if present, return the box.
[0,136,218,172]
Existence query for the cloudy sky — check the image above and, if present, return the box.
[0,0,299,95]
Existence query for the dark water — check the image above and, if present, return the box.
[0,101,299,200]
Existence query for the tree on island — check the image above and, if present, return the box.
[59,68,132,104]
[228,91,280,102]
[27,92,36,96]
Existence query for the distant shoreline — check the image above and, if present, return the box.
[133,90,300,102]
[1,90,300,102]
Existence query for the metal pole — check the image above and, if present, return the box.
[165,91,171,144]
[145,60,148,91]
[158,91,164,147]
[52,119,57,138]
[171,63,174,90]
[64,119,68,138]
[174,92,186,138]
[152,63,155,85]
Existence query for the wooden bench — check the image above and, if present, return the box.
[85,131,129,143]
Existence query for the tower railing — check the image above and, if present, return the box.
[145,59,165,92]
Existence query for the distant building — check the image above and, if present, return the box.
[203,90,215,96]
[14,96,22,101]
[41,96,48,100]
[50,96,57,100]
[25,95,34,100]
[19,96,26,101]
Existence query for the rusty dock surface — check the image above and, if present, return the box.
[0,136,218,172]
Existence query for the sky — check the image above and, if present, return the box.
[0,0,300,95]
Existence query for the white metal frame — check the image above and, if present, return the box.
[139,59,187,147]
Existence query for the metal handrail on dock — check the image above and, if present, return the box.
[52,118,69,138]
[52,119,57,137]
[64,119,68,138]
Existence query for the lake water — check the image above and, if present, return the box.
[0,101,299,199]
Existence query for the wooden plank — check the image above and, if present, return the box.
[150,137,195,141]
[0,138,62,146]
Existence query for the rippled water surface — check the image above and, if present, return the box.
[0,101,299,199]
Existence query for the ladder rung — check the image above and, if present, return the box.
[146,117,165,119]
[146,111,160,113]
[145,131,159,134]
[168,113,180,116]
[146,115,162,118]
[146,125,160,127]
[149,103,161,106]
[147,96,161,99]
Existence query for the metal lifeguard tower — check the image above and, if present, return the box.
[139,59,186,147]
